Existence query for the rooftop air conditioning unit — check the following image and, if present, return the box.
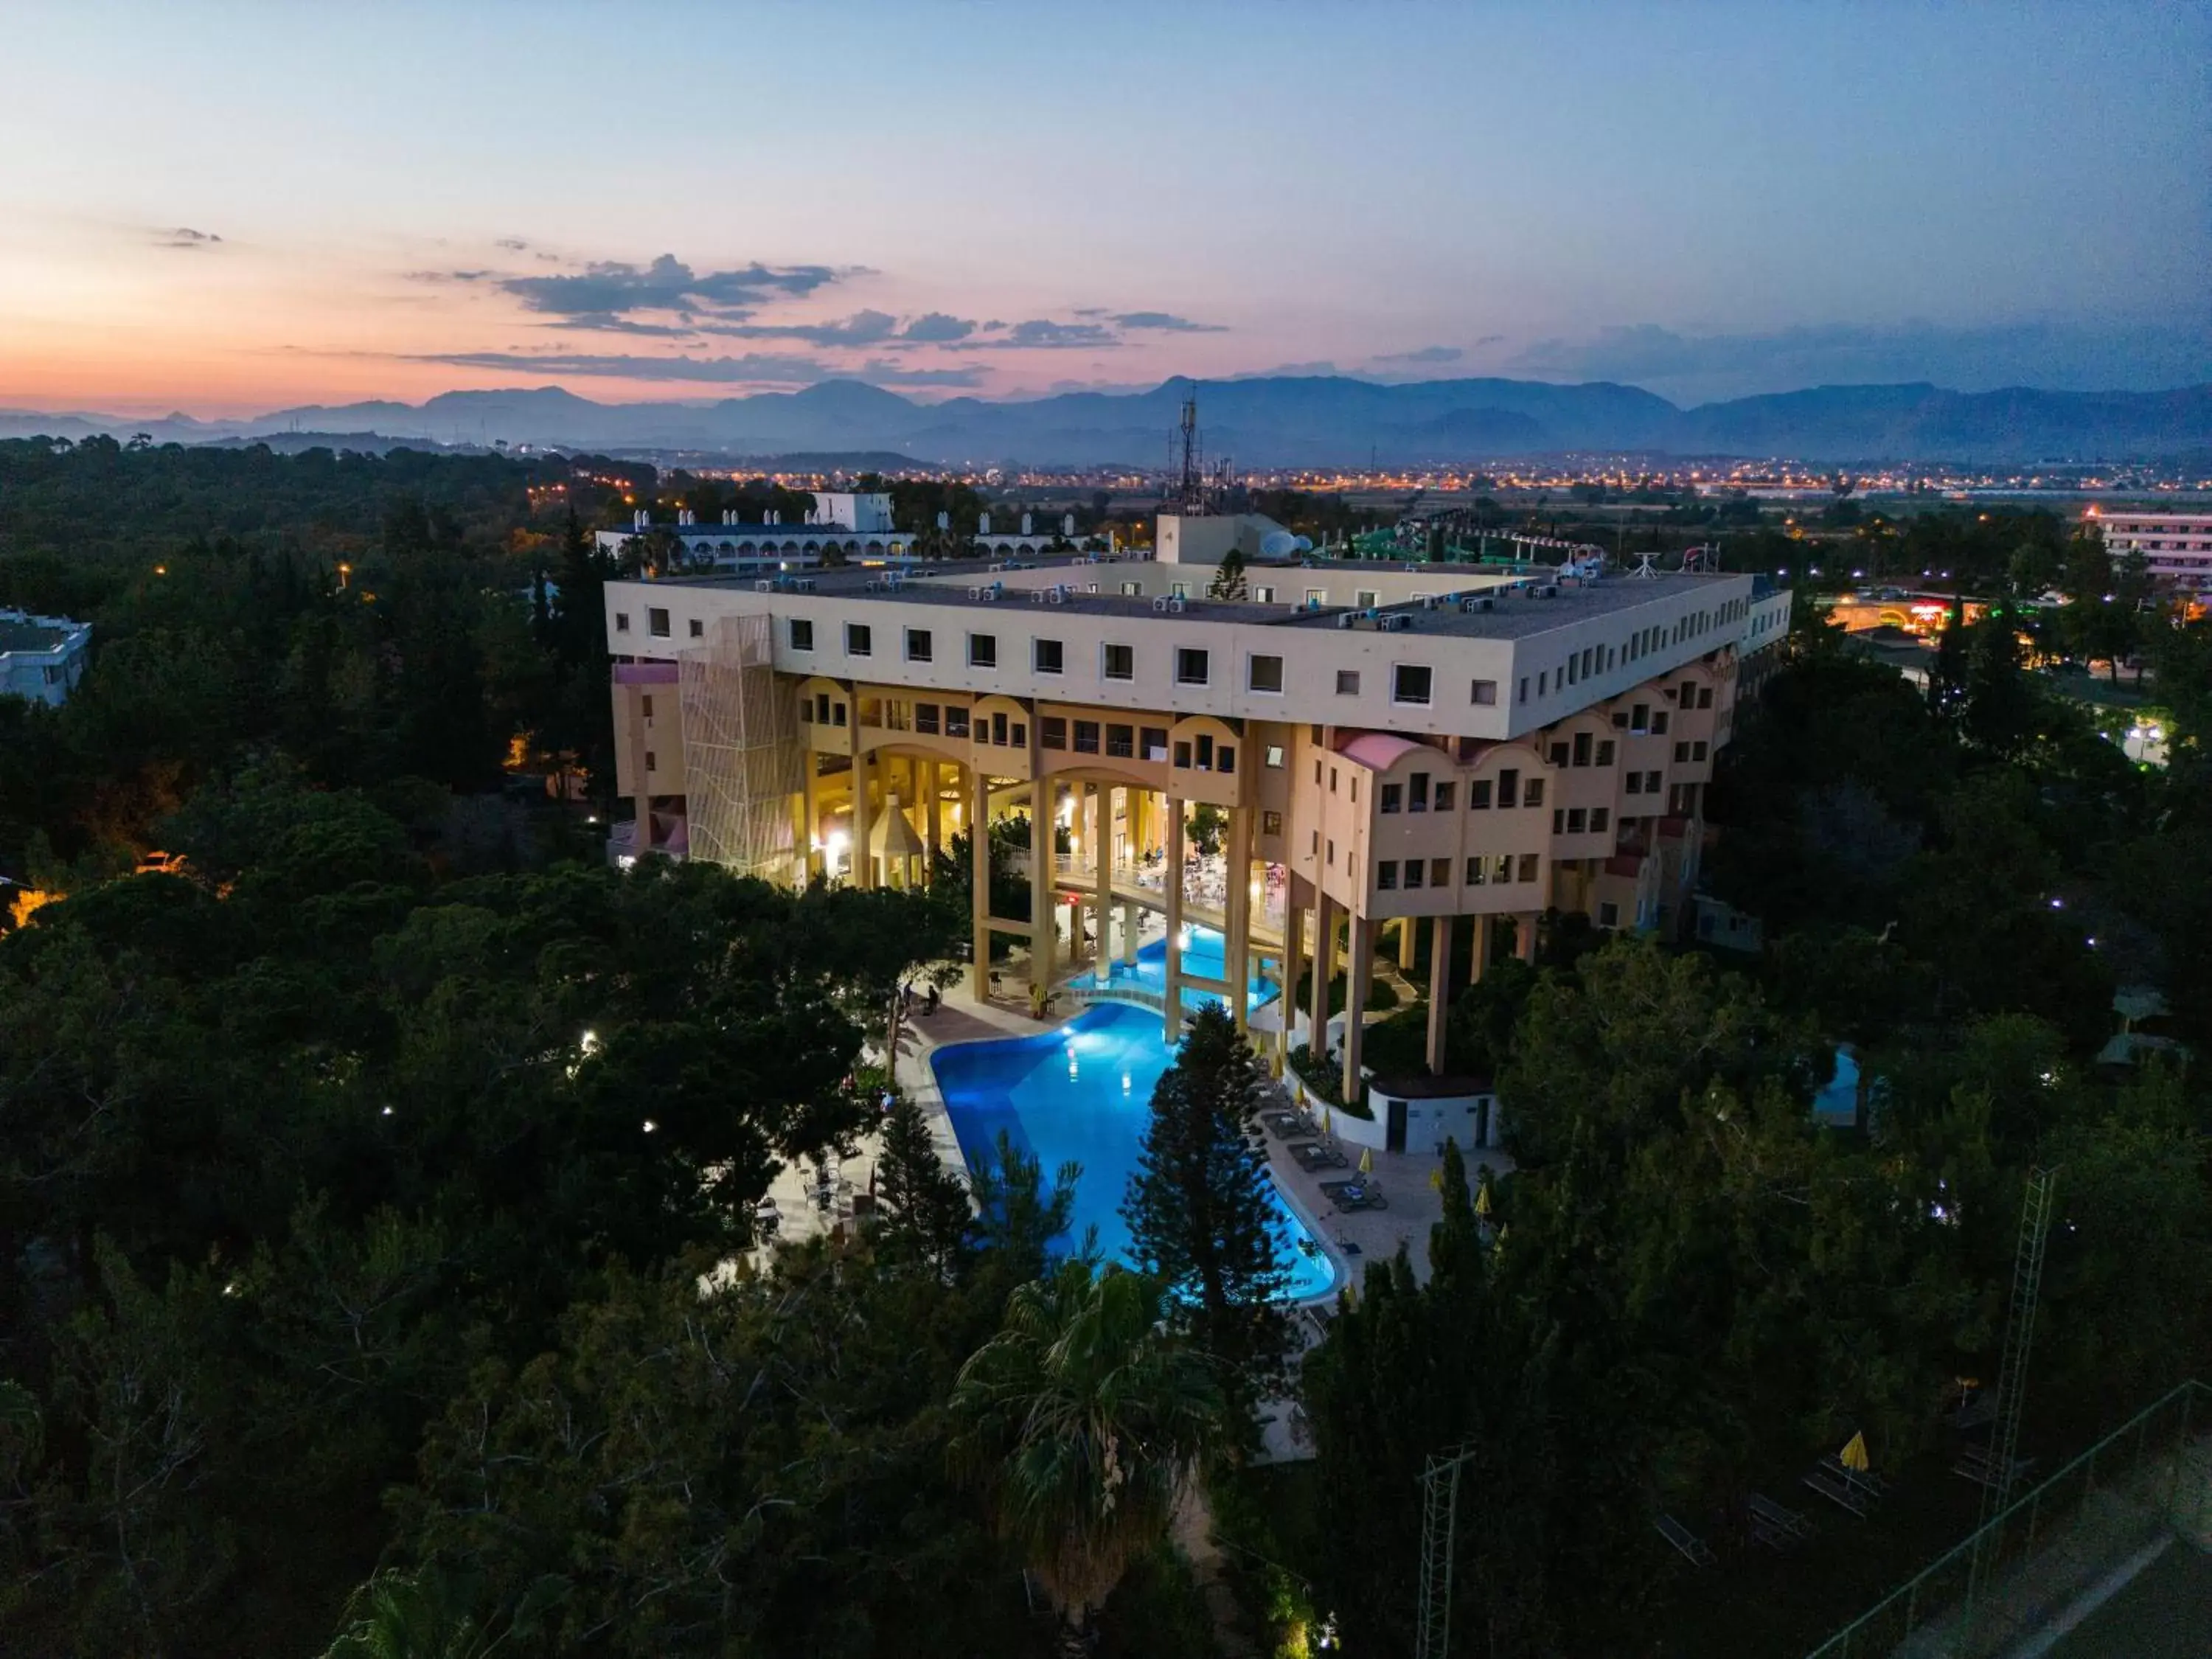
[1461,596,1495,613]
[1167,598,1186,613]
[1152,597,1171,612]
[754,580,773,592]
[794,578,818,593]
[1382,613,1413,632]
[1534,583,1559,599]
[1336,612,1357,630]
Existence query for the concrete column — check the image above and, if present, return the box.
[1121,900,1140,966]
[1427,914,1455,1075]
[970,767,992,1000]
[1225,804,1253,1034]
[1308,888,1337,1063]
[1094,786,1115,984]
[801,754,820,881]
[1277,900,1306,1075]
[924,759,941,873]
[1340,914,1372,1105]
[1516,911,1539,964]
[851,748,873,889]
[626,688,653,850]
[1471,911,1492,984]
[1397,914,1419,971]
[1029,785,1054,998]
[1162,796,1185,1041]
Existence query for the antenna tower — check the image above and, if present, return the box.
[1966,1166,2058,1618]
[1413,1442,1479,1659]
[1166,383,1213,513]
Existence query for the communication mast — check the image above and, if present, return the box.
[1966,1166,2058,1618]
[1413,1442,1479,1659]
[1165,383,1218,513]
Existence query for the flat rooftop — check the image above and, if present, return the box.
[0,620,71,653]
[1279,571,1741,639]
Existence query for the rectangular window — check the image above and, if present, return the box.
[945,705,970,738]
[1590,807,1610,832]
[615,612,631,633]
[1010,722,1026,748]
[1433,782,1455,810]
[1651,711,1670,734]
[1598,901,1620,928]
[1120,580,1143,597]
[1573,731,1592,767]
[1469,779,1492,810]
[1336,669,1361,695]
[1497,769,1519,809]
[906,627,933,663]
[1305,588,1327,607]
[1680,679,1697,704]
[1174,740,1192,768]
[1034,637,1063,674]
[1263,810,1283,835]
[1329,766,1339,793]
[689,617,703,638]
[1431,858,1450,887]
[1595,739,1615,766]
[1041,715,1067,749]
[641,695,654,720]
[1492,854,1514,883]
[969,633,998,669]
[1554,808,1565,833]
[1074,720,1101,754]
[790,618,814,650]
[1645,769,1662,792]
[1175,647,1209,686]
[1467,856,1488,886]
[1613,711,1630,728]
[1265,745,1285,768]
[846,622,872,656]
[1170,581,1189,599]
[1523,779,1544,808]
[1327,838,1336,866]
[1195,734,1214,770]
[648,608,671,638]
[991,711,1009,745]
[1393,664,1433,706]
[1218,745,1236,774]
[645,751,657,771]
[1102,643,1133,681]
[1142,727,1168,760]
[1698,687,1714,709]
[1376,860,1398,890]
[1567,807,1587,833]
[1472,678,1498,705]
[1625,771,1642,795]
[1403,860,1424,890]
[1357,589,1379,608]
[1107,723,1134,759]
[1380,783,1403,814]
[1548,742,1571,767]
[1248,653,1284,693]
[1517,853,1540,883]
[1538,671,1548,695]
[1692,741,1708,761]
[916,702,940,735]
[1632,703,1649,732]
[1517,676,1528,704]
[1253,585,1276,604]
[1674,741,1690,762]
[1410,773,1430,812]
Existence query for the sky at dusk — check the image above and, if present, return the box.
[3,1,2207,417]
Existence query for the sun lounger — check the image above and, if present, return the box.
[1318,1180,1388,1212]
[1291,1141,1349,1172]
[1952,1450,2035,1490]
[1801,1469,1868,1516]
[1655,1514,1717,1566]
[1818,1455,1890,1500]
[1262,1111,1308,1141]
[1747,1492,1812,1543]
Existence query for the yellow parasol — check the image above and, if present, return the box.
[1839,1431,1870,1472]
[1358,1147,1374,1177]
[1474,1181,1494,1218]
[1428,1167,1443,1192]
[1321,1106,1332,1137]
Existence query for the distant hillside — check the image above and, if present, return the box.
[7,375,2207,466]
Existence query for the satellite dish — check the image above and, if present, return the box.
[1259,529,1298,557]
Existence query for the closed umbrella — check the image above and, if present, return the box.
[1321,1106,1332,1138]
[1358,1147,1374,1178]
[1474,1180,1494,1218]
[1840,1431,1870,1472]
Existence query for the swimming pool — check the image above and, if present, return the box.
[929,1001,1338,1300]
[1091,924,1277,1014]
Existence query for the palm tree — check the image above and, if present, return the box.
[317,1564,566,1659]
[949,1259,1224,1648]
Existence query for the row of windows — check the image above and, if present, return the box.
[1376,854,1542,891]
[1551,807,1612,835]
[1357,765,1540,812]
[613,607,706,641]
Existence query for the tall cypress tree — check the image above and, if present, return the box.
[872,1094,973,1274]
[1121,1003,1289,1406]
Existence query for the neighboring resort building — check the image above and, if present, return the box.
[0,608,91,706]
[595,491,1102,574]
[2086,507,2212,592]
[600,510,1785,1108]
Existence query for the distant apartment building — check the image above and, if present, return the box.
[2087,507,2212,591]
[599,512,1787,1099]
[594,492,1097,574]
[0,608,91,706]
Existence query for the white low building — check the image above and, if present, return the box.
[0,609,91,706]
[2087,507,2212,591]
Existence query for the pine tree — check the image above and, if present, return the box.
[1207,546,1249,600]
[872,1095,973,1273]
[1121,1004,1289,1406]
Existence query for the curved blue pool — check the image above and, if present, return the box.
[929,1001,1337,1299]
[1092,924,1278,1014]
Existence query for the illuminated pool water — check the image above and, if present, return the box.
[1091,924,1277,1014]
[929,1001,1337,1299]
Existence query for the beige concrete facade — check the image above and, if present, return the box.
[603,547,1774,1101]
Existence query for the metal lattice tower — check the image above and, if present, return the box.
[1414,1444,1478,1659]
[1968,1166,2058,1609]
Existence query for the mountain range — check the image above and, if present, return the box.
[3,375,2205,466]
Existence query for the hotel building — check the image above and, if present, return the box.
[2084,507,2212,591]
[600,513,1790,1115]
